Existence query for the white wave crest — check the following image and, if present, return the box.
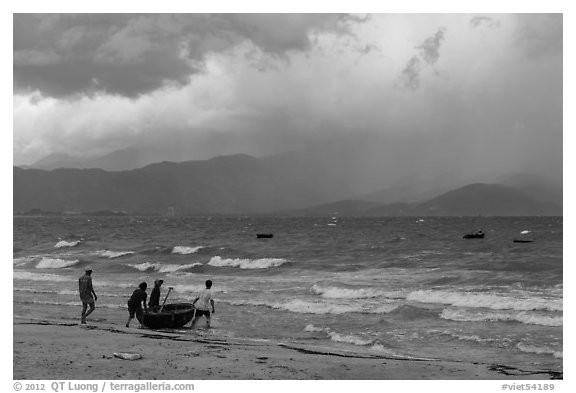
[303,324,375,346]
[54,240,81,248]
[18,299,124,309]
[13,271,75,282]
[304,324,326,333]
[57,289,79,296]
[36,257,80,269]
[208,256,287,269]
[13,257,37,266]
[96,250,134,259]
[227,299,359,314]
[329,331,374,346]
[407,290,562,312]
[516,343,562,358]
[311,284,385,299]
[129,262,202,273]
[171,284,207,294]
[172,246,203,255]
[440,308,563,327]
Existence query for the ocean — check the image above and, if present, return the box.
[13,215,563,374]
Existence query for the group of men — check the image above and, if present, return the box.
[78,268,215,328]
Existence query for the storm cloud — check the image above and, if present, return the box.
[14,14,357,98]
[400,27,446,90]
[13,13,563,188]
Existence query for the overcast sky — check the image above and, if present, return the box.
[12,13,562,180]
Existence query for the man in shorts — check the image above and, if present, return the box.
[191,280,215,329]
[78,268,97,324]
[126,282,148,328]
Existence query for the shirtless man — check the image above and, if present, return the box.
[78,268,97,324]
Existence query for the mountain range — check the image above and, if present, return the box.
[14,151,562,216]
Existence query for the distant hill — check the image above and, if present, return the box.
[283,183,562,216]
[14,150,562,216]
[30,148,150,171]
[14,154,359,214]
[408,183,561,216]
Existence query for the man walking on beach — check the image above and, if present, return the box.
[191,280,215,329]
[79,268,97,324]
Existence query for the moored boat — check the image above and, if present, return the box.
[137,303,195,329]
[463,232,485,239]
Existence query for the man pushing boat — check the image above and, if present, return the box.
[191,280,215,329]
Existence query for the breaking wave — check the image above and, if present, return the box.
[96,250,135,259]
[128,262,203,273]
[311,284,386,299]
[172,246,203,255]
[407,290,562,312]
[36,257,80,269]
[305,324,375,346]
[13,271,75,282]
[227,299,359,314]
[207,256,288,269]
[54,240,81,248]
[516,343,562,358]
[440,308,562,327]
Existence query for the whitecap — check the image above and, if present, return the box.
[304,324,375,346]
[517,343,562,358]
[13,256,37,266]
[54,240,81,248]
[96,250,135,259]
[128,262,202,273]
[36,257,80,269]
[440,308,563,327]
[227,299,359,314]
[207,256,287,269]
[172,246,203,255]
[407,289,562,312]
[13,271,75,282]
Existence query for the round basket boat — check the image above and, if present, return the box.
[137,303,195,329]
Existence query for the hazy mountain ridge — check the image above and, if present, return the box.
[14,153,562,216]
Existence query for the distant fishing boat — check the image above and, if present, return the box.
[256,233,274,239]
[513,230,534,243]
[463,230,484,239]
[137,303,195,329]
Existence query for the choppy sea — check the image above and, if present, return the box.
[13,216,562,373]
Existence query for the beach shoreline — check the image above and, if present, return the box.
[13,316,561,381]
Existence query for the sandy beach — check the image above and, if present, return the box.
[13,316,561,381]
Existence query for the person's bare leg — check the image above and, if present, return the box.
[81,304,88,323]
[84,303,95,320]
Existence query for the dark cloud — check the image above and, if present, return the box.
[470,16,500,29]
[416,27,446,64]
[400,56,422,90]
[400,27,446,90]
[13,13,358,98]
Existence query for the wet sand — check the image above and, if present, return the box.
[12,316,562,380]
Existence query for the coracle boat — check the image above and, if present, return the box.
[137,303,195,329]
[463,232,485,239]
